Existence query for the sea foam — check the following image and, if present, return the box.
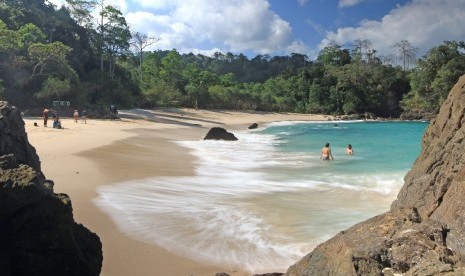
[94,121,426,272]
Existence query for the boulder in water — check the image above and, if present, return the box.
[204,127,238,141]
[248,123,258,129]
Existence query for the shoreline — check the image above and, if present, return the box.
[24,109,334,276]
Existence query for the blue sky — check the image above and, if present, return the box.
[50,0,465,60]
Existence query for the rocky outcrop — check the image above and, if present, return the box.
[400,110,437,121]
[285,75,465,276]
[204,127,238,141]
[0,103,43,177]
[0,102,102,276]
[249,123,259,129]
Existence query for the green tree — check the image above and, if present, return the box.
[160,49,185,90]
[140,52,162,89]
[0,19,20,52]
[100,5,131,79]
[183,64,219,107]
[17,23,46,48]
[35,76,71,101]
[95,2,131,79]
[208,85,231,108]
[307,83,331,114]
[139,50,186,107]
[402,41,465,113]
[130,31,159,84]
[219,72,236,87]
[317,43,351,66]
[65,0,96,27]
[28,41,75,78]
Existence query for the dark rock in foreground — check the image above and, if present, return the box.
[204,127,238,141]
[0,101,102,276]
[285,75,465,275]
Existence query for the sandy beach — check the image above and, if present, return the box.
[23,108,332,276]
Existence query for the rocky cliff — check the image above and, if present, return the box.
[285,75,465,276]
[0,102,102,276]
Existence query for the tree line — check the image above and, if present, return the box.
[0,0,464,118]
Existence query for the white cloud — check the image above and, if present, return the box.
[94,0,129,13]
[321,0,465,58]
[125,0,297,56]
[136,0,176,9]
[114,0,128,13]
[338,0,364,8]
[46,0,465,60]
[88,0,129,23]
[286,40,315,57]
[47,0,64,8]
[306,18,326,36]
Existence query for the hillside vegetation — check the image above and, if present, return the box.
[1,1,464,118]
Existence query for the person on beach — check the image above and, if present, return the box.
[346,144,353,155]
[321,142,334,161]
[43,107,49,127]
[52,114,62,129]
[81,109,87,124]
[73,109,79,122]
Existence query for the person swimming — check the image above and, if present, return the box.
[321,142,334,161]
[346,144,353,155]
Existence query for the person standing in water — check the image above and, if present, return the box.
[346,144,354,155]
[321,142,334,161]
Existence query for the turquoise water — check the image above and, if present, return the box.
[94,120,428,273]
[262,120,427,176]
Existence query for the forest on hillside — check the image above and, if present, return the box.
[1,0,465,118]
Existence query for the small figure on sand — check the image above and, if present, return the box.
[321,142,334,161]
[52,114,62,129]
[43,107,49,127]
[346,144,354,155]
[73,109,79,123]
[81,109,87,124]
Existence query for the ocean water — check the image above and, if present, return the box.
[94,120,428,272]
